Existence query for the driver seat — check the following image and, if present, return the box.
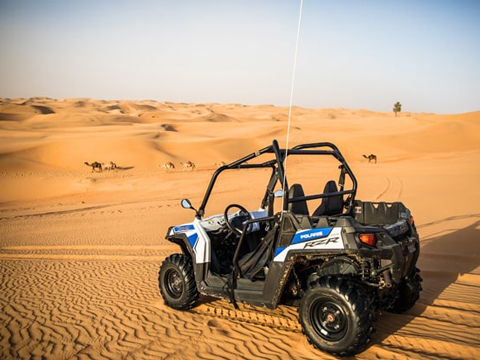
[288,184,309,215]
[288,184,312,229]
[312,180,344,216]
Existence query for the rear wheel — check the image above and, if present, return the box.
[387,267,423,314]
[299,276,373,357]
[159,254,199,310]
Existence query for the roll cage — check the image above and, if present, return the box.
[194,140,358,219]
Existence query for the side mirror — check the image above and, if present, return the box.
[181,199,193,209]
[181,199,201,218]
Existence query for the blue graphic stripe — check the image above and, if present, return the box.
[274,246,286,258]
[187,233,198,248]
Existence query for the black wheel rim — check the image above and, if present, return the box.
[310,299,348,341]
[165,269,184,299]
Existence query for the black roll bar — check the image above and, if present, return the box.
[195,139,358,218]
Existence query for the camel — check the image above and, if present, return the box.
[180,161,195,171]
[103,161,117,171]
[214,161,227,168]
[363,154,377,164]
[84,161,103,172]
[160,162,175,170]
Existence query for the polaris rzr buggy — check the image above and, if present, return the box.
[158,140,422,356]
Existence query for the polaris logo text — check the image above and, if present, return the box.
[174,225,194,233]
[300,231,325,240]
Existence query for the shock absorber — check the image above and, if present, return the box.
[360,259,369,281]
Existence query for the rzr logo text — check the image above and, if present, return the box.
[305,237,340,247]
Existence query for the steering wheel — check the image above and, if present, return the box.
[224,204,252,236]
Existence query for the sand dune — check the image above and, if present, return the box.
[1,98,479,359]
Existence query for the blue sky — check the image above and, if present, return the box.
[0,0,479,114]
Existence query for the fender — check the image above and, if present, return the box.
[165,226,194,259]
[166,219,212,264]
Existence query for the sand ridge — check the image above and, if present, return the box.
[1,98,480,359]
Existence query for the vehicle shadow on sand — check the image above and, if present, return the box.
[370,214,480,348]
[115,165,135,171]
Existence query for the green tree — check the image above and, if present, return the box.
[393,101,402,117]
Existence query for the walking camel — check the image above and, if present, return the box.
[84,161,117,172]
[180,161,195,171]
[160,162,175,170]
[103,161,117,171]
[214,161,227,168]
[84,161,103,172]
[363,154,377,164]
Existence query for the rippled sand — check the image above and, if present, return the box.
[1,98,479,359]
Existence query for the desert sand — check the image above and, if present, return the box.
[1,97,479,359]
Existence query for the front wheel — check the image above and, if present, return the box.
[158,253,199,310]
[299,276,373,357]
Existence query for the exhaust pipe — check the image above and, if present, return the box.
[383,269,393,288]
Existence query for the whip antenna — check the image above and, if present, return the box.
[282,0,303,207]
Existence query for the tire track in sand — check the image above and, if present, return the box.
[375,176,404,201]
[189,298,302,333]
[0,245,171,261]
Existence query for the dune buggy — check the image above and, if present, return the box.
[158,140,422,356]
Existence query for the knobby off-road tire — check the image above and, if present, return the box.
[159,253,199,310]
[387,267,423,314]
[299,276,373,357]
